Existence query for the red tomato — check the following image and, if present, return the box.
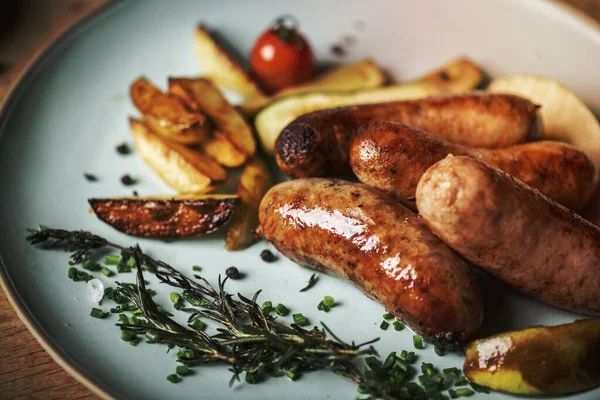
[250,16,315,93]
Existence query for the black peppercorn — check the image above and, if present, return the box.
[120,174,138,186]
[116,142,132,155]
[225,266,242,280]
[260,249,277,263]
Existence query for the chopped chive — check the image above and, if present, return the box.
[167,374,181,383]
[402,350,417,364]
[83,260,101,271]
[275,303,289,316]
[434,344,445,356]
[245,372,258,384]
[357,385,368,394]
[104,255,120,265]
[132,308,144,317]
[393,320,405,331]
[176,365,190,376]
[292,313,310,326]
[90,308,109,319]
[450,388,474,397]
[443,367,460,376]
[68,267,77,280]
[317,301,330,312]
[382,312,394,320]
[183,291,205,306]
[380,320,389,330]
[129,338,139,346]
[127,256,136,268]
[421,362,435,376]
[455,376,469,386]
[177,349,195,360]
[101,267,114,277]
[120,331,136,342]
[170,292,182,304]
[117,261,131,273]
[261,301,273,313]
[190,318,206,331]
[323,296,335,308]
[413,334,425,349]
[118,314,129,324]
[286,370,300,381]
[469,382,489,393]
[192,265,202,271]
[145,331,161,343]
[299,273,318,292]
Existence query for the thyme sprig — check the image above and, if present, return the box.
[26,226,408,399]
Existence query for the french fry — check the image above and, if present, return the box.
[195,25,267,101]
[129,118,225,193]
[130,77,211,144]
[225,157,272,250]
[240,59,388,114]
[89,195,239,238]
[416,57,483,92]
[169,77,256,160]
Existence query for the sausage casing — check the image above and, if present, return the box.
[259,178,483,348]
[350,122,597,211]
[416,156,600,315]
[276,93,541,178]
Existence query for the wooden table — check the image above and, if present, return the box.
[0,0,598,398]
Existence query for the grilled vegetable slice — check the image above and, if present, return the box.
[89,195,239,238]
[130,118,225,193]
[169,77,256,162]
[130,77,211,144]
[226,157,272,250]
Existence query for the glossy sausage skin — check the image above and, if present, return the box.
[258,178,483,348]
[276,93,541,178]
[350,122,597,211]
[416,156,600,315]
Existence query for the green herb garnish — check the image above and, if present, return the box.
[176,364,190,376]
[90,308,109,319]
[292,313,310,326]
[299,273,318,292]
[380,320,389,330]
[413,334,425,349]
[104,255,120,265]
[192,265,202,272]
[166,374,181,383]
[101,267,114,277]
[382,312,394,320]
[275,303,289,316]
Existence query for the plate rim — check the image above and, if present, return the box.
[0,1,599,399]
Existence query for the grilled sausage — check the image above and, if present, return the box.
[258,178,483,348]
[416,156,600,315]
[350,122,597,211]
[276,93,541,178]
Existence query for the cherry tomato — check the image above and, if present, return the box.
[250,16,315,93]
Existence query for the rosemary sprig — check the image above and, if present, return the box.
[26,227,405,399]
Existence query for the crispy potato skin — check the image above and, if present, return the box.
[89,197,238,238]
[463,319,600,395]
[275,93,541,178]
[350,122,597,211]
[258,178,483,348]
[416,156,600,315]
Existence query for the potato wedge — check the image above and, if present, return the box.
[130,118,226,193]
[255,57,484,154]
[416,57,483,92]
[130,78,211,144]
[195,25,266,100]
[464,319,600,395]
[226,157,272,250]
[200,132,247,167]
[240,59,387,114]
[169,77,256,160]
[89,195,239,237]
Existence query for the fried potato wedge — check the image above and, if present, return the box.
[464,319,600,395]
[416,57,483,92]
[255,57,484,154]
[130,118,226,193]
[226,157,272,250]
[240,59,387,114]
[195,25,266,100]
[89,195,239,238]
[130,78,211,144]
[200,132,247,167]
[169,77,256,159]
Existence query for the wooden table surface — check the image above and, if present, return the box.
[0,0,599,399]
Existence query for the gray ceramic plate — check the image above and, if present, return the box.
[1,0,600,399]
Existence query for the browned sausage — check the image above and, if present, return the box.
[350,122,597,211]
[276,93,541,178]
[416,156,600,315]
[258,178,483,348]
